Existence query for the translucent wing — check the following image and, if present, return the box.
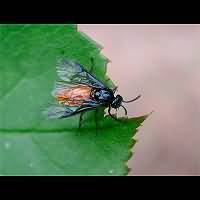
[55,58,105,88]
[43,101,99,119]
[44,58,105,120]
[43,105,74,119]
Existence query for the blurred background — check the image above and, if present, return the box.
[78,24,200,175]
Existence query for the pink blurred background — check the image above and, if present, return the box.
[78,25,200,175]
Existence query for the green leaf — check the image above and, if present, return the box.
[0,24,148,175]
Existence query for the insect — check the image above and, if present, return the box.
[44,58,141,130]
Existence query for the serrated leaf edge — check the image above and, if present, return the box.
[124,112,152,176]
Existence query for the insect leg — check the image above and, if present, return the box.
[76,103,99,131]
[78,112,84,131]
[120,105,128,116]
[89,57,94,73]
[112,86,118,93]
[108,105,120,121]
[94,108,98,135]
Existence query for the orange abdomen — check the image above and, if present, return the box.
[54,85,92,106]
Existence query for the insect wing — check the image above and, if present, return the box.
[43,101,100,119]
[44,58,106,120]
[42,104,76,119]
[56,58,105,89]
[51,58,106,105]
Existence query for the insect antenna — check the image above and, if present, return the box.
[120,105,127,116]
[122,95,141,103]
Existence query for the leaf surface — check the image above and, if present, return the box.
[0,24,147,175]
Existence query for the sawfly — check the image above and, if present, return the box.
[43,58,141,130]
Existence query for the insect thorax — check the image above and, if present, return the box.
[91,88,114,104]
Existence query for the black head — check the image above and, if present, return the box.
[111,93,141,109]
[108,93,141,120]
[111,95,123,109]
